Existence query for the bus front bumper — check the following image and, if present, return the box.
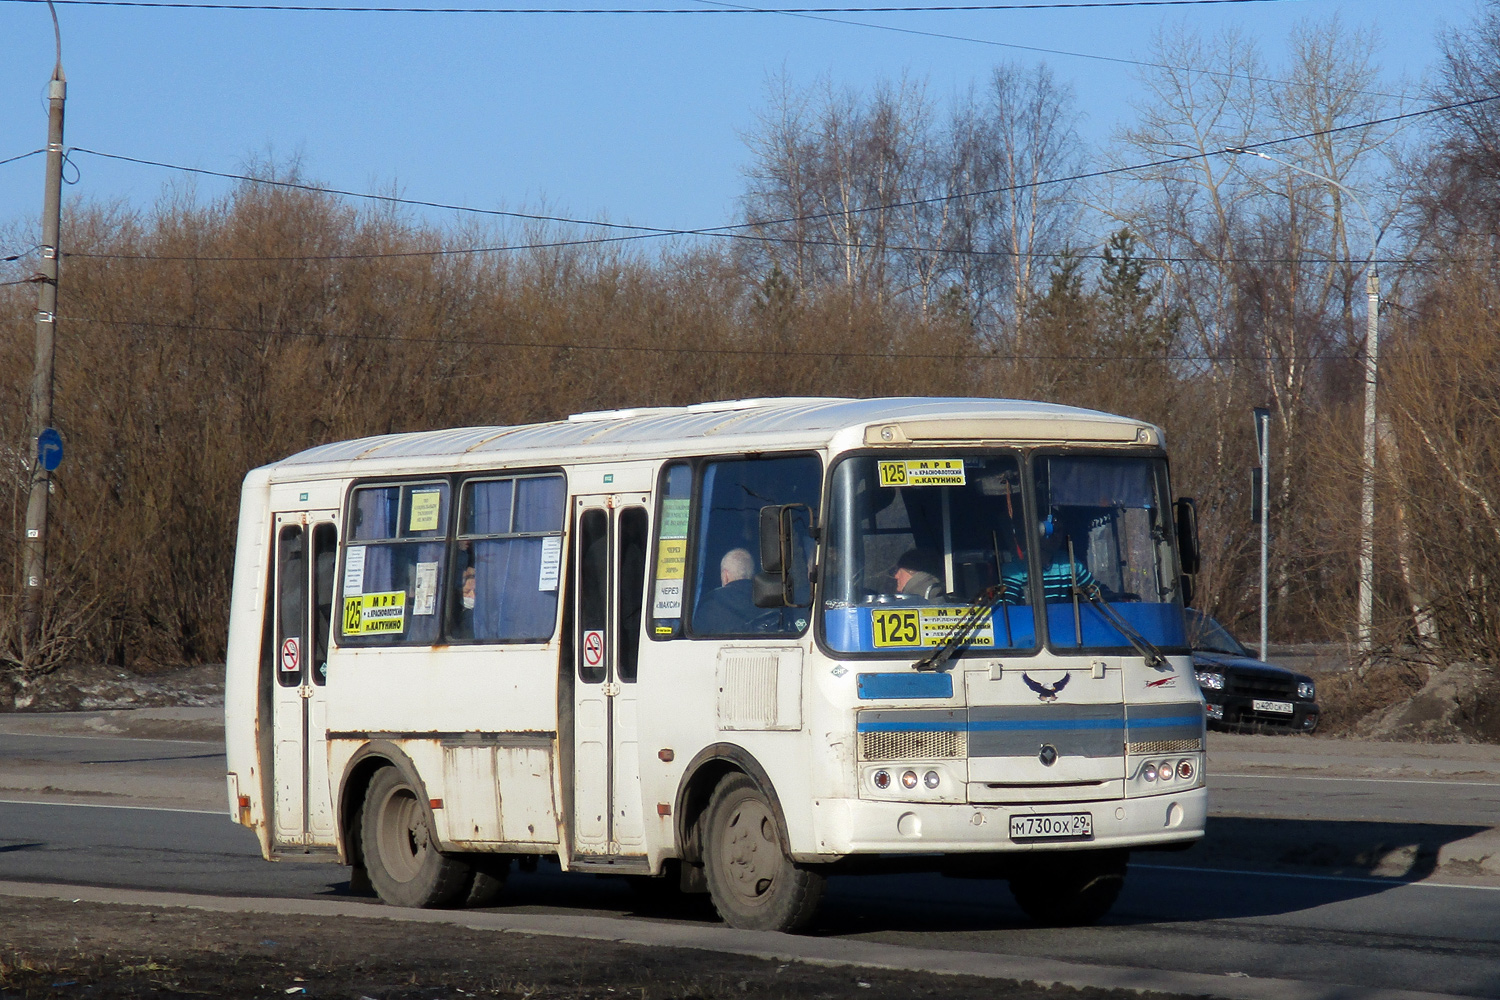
[797,786,1206,860]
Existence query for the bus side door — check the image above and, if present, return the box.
[571,495,650,860]
[270,512,340,850]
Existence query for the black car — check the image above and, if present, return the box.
[1187,609,1319,732]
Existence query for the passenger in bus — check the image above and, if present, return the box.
[694,547,757,633]
[890,547,944,600]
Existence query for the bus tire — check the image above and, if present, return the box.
[1008,849,1127,926]
[702,773,824,932]
[361,766,472,908]
[464,855,510,908]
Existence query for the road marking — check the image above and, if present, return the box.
[1133,862,1500,892]
[1213,773,1500,788]
[0,798,224,816]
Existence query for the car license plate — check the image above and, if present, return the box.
[1253,699,1294,714]
[1010,812,1092,840]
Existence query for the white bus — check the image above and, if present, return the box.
[224,397,1206,931]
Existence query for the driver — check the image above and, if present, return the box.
[890,548,944,600]
[693,547,759,634]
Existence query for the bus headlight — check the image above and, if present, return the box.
[1196,671,1224,690]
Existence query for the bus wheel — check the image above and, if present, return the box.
[1008,850,1127,926]
[702,773,824,932]
[362,766,472,908]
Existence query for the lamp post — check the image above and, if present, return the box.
[1226,147,1380,654]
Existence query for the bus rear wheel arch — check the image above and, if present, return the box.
[361,765,473,908]
[701,772,825,933]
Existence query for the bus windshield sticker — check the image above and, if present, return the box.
[877,459,966,488]
[412,562,439,616]
[538,535,562,591]
[343,591,406,635]
[871,606,994,648]
[408,490,443,532]
[343,545,366,596]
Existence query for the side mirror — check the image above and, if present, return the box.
[1174,497,1201,576]
[755,503,815,608]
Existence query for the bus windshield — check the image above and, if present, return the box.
[822,454,1036,654]
[820,452,1186,656]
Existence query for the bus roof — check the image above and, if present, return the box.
[261,397,1161,481]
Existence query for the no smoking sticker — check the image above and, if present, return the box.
[582,629,605,669]
[280,636,300,673]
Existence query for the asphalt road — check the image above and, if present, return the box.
[2,724,1499,997]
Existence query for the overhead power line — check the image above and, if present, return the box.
[2,0,1298,11]
[61,92,1500,264]
[63,314,1363,364]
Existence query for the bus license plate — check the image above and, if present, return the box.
[1252,699,1294,714]
[1010,813,1092,841]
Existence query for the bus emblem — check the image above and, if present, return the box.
[1023,672,1071,703]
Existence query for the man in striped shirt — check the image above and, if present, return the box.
[1000,526,1098,604]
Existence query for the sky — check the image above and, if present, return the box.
[0,0,1480,251]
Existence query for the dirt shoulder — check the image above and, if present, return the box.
[0,895,1179,1000]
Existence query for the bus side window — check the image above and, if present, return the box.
[452,474,566,643]
[689,454,822,638]
[648,462,692,639]
[340,482,449,646]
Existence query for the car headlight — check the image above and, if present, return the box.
[1297,681,1315,700]
[1196,671,1224,691]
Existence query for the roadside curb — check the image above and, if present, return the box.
[0,880,1470,1000]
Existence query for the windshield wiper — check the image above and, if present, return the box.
[913,586,997,673]
[1074,582,1167,669]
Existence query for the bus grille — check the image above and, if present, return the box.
[1126,738,1204,755]
[860,730,967,761]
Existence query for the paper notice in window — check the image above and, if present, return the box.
[413,561,439,616]
[409,490,442,532]
[343,545,366,596]
[538,535,562,591]
[652,537,687,618]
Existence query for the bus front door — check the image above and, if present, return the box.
[571,496,650,862]
[270,512,340,851]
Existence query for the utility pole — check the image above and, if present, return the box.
[1253,407,1270,661]
[20,6,66,653]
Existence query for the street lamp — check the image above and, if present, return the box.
[1225,147,1380,654]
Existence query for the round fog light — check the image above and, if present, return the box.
[901,770,919,789]
[873,769,891,790]
[1177,760,1195,780]
[1142,762,1158,782]
[923,770,940,789]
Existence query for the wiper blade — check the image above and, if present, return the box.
[914,586,997,673]
[1075,583,1167,669]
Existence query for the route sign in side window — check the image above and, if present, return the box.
[689,454,821,638]
[340,482,450,646]
[450,474,566,644]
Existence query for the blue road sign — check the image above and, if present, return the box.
[37,427,63,472]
